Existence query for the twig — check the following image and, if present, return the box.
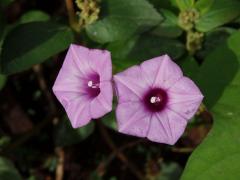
[96,139,145,176]
[65,0,79,32]
[120,139,146,151]
[108,139,145,164]
[33,65,57,114]
[171,147,194,153]
[97,121,145,180]
[34,64,66,180]
[55,147,65,180]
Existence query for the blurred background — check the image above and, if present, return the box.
[0,0,240,179]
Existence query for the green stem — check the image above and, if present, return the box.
[65,0,80,32]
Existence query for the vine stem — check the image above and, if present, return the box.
[33,65,65,180]
[55,147,65,180]
[171,147,194,153]
[65,0,79,32]
[97,121,145,180]
[33,65,57,114]
[96,139,145,175]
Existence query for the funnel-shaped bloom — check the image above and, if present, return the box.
[114,55,203,145]
[53,44,113,128]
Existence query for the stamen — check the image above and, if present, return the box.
[88,80,99,88]
[150,96,161,104]
[88,80,93,87]
[86,73,100,98]
[143,88,168,112]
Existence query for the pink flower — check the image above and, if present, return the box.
[53,44,113,128]
[114,55,203,145]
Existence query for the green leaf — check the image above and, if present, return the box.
[0,12,5,42]
[127,35,185,62]
[108,36,138,60]
[148,0,178,11]
[181,56,199,80]
[0,136,10,148]
[234,15,240,24]
[0,157,22,180]
[181,31,240,180]
[19,10,50,24]
[0,0,14,8]
[151,9,182,38]
[101,99,117,130]
[195,35,239,109]
[176,0,195,11]
[54,116,95,147]
[86,0,163,43]
[0,11,7,51]
[195,0,214,15]
[89,171,103,180]
[0,10,50,54]
[170,0,178,8]
[195,0,240,32]
[102,111,117,131]
[197,27,234,59]
[108,34,185,72]
[0,22,74,74]
[0,74,6,90]
[157,162,182,180]
[107,36,140,72]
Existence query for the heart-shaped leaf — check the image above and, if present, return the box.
[86,0,163,43]
[195,0,240,32]
[0,21,74,74]
[181,31,240,180]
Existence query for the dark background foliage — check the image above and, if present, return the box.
[0,0,240,179]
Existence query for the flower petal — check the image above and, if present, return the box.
[116,102,151,138]
[53,44,114,128]
[140,55,183,89]
[88,49,112,81]
[53,65,90,109]
[52,73,88,94]
[55,46,89,83]
[66,95,92,128]
[68,44,92,77]
[90,82,113,119]
[147,109,187,145]
[53,91,86,109]
[168,76,202,95]
[167,77,204,120]
[114,65,149,103]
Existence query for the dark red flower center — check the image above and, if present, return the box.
[143,88,168,112]
[86,73,100,98]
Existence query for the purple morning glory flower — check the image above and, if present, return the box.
[53,44,113,128]
[114,55,203,145]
